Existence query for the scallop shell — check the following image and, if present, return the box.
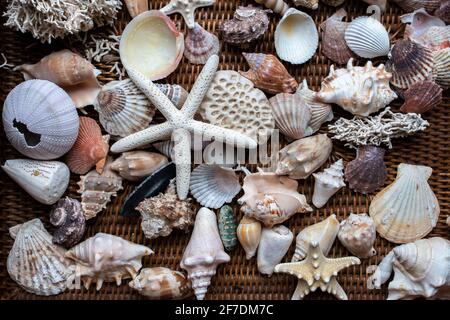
[312,159,346,208]
[435,0,450,23]
[274,8,318,65]
[293,0,319,9]
[369,163,440,244]
[400,80,442,113]
[189,164,241,209]
[184,23,220,65]
[345,145,387,194]
[124,0,148,18]
[338,213,377,259]
[7,219,72,296]
[412,26,450,52]
[237,216,262,260]
[269,93,314,141]
[110,151,168,182]
[218,205,238,251]
[254,0,290,15]
[2,159,70,205]
[50,197,85,248]
[401,8,446,39]
[432,48,450,89]
[391,0,441,13]
[94,79,155,138]
[120,10,184,80]
[2,79,79,160]
[66,117,109,175]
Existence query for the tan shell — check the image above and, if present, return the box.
[237,216,262,259]
[432,48,450,89]
[391,0,441,13]
[293,0,319,9]
[184,23,220,65]
[155,83,189,108]
[254,0,290,15]
[338,213,377,258]
[400,80,442,113]
[124,0,148,18]
[110,151,168,181]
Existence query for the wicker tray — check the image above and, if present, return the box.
[0,0,449,300]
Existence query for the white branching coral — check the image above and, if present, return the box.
[3,0,122,43]
[328,107,429,149]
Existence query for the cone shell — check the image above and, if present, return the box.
[110,151,168,182]
[184,23,220,65]
[293,0,319,9]
[391,0,441,13]
[218,205,238,251]
[240,52,298,94]
[338,213,376,258]
[2,79,79,160]
[312,159,345,208]
[400,80,442,113]
[345,145,387,194]
[369,163,440,244]
[432,48,450,89]
[237,216,262,259]
[124,0,149,18]
[7,219,72,296]
[50,197,85,248]
[275,8,318,65]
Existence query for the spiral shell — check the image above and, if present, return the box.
[338,213,377,258]
[184,23,220,65]
[50,197,85,248]
[237,216,262,259]
[312,159,345,208]
[218,205,238,251]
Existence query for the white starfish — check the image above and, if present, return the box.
[110,55,257,200]
[160,0,216,29]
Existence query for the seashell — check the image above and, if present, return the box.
[66,233,153,290]
[129,267,193,299]
[386,39,436,89]
[124,0,148,18]
[344,6,390,59]
[237,216,262,259]
[312,159,345,208]
[93,79,155,138]
[362,0,388,10]
[240,52,298,95]
[238,170,312,227]
[400,80,442,113]
[435,0,450,23]
[269,93,313,141]
[136,179,195,239]
[155,83,189,109]
[110,151,168,182]
[254,0,290,15]
[338,213,376,259]
[320,8,356,65]
[432,48,450,89]
[77,157,123,220]
[411,26,450,52]
[190,164,241,209]
[257,225,294,276]
[184,23,220,65]
[345,145,387,194]
[321,0,346,6]
[292,214,340,262]
[447,216,450,227]
[292,0,319,9]
[120,10,184,80]
[202,141,243,167]
[276,134,333,179]
[295,79,333,133]
[315,59,397,116]
[66,117,109,175]
[218,205,238,251]
[369,163,440,244]
[50,197,85,248]
[180,207,231,300]
[198,70,274,144]
[219,6,270,46]
[391,0,441,13]
[401,8,446,39]
[2,79,79,160]
[14,50,101,109]
[274,8,318,65]
[367,237,450,300]
[2,159,70,205]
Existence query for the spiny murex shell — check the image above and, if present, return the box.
[66,233,153,290]
[218,205,238,251]
[7,219,72,296]
[338,213,376,259]
[180,207,230,300]
[110,151,168,182]
[237,216,262,259]
[369,163,440,244]
[312,159,345,208]
[314,59,397,116]
[184,23,220,65]
[367,237,450,300]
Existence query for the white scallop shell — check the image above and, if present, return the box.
[189,164,241,209]
[2,159,70,205]
[274,8,318,64]
[2,80,79,160]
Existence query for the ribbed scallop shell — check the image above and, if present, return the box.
[269,93,313,140]
[402,8,446,40]
[400,80,442,113]
[7,219,72,296]
[2,80,79,160]
[432,48,450,89]
[94,79,155,137]
[392,0,441,13]
[413,26,450,52]
[369,163,440,244]
[184,23,220,65]
[189,165,241,209]
[237,216,262,259]
[274,8,318,65]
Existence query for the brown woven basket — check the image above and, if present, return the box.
[0,0,448,300]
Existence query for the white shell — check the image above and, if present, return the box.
[7,219,72,296]
[312,159,345,208]
[257,225,294,276]
[189,164,241,209]
[369,163,440,244]
[180,207,230,300]
[2,79,79,160]
[338,213,376,258]
[237,216,262,259]
[2,159,70,205]
[274,8,318,64]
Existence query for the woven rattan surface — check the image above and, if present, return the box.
[0,0,449,300]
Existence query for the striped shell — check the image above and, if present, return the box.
[400,80,442,113]
[218,205,238,251]
[432,48,450,88]
[413,26,450,52]
[237,216,262,259]
[184,23,220,65]
[155,83,189,109]
[391,0,441,13]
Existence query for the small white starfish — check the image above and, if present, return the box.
[160,0,216,29]
[111,55,257,200]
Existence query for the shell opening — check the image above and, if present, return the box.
[13,119,41,146]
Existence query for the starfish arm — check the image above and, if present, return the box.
[160,1,178,15]
[274,261,314,286]
[325,277,348,300]
[321,256,361,283]
[182,54,219,119]
[111,122,173,153]
[172,128,191,200]
[291,280,310,300]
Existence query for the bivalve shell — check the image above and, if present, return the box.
[391,0,441,13]
[400,80,442,113]
[184,23,220,65]
[432,48,450,89]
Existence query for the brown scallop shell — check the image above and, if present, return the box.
[400,80,442,114]
[435,0,450,23]
[240,52,298,94]
[345,145,387,194]
[392,0,441,13]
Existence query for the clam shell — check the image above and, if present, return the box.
[400,80,442,113]
[189,164,241,209]
[432,48,450,89]
[401,8,446,39]
[392,0,441,13]
[236,216,262,259]
[274,8,318,65]
[338,213,377,259]
[184,23,220,65]
[2,79,79,160]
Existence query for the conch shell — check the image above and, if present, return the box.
[338,213,376,258]
[236,216,262,259]
[110,151,168,182]
[312,159,345,208]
